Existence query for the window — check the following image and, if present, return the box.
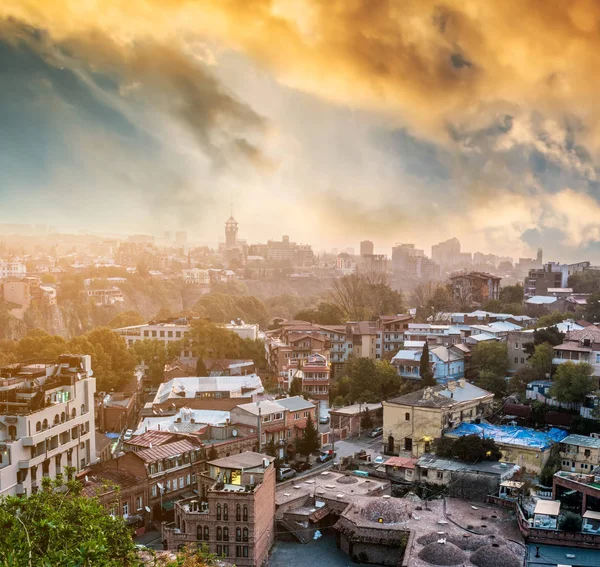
[405,412,410,421]
[243,527,248,542]
[123,502,129,517]
[236,527,242,542]
[514,357,518,364]
[217,504,221,520]
[294,413,300,420]
[223,504,228,520]
[217,545,222,555]
[236,505,241,521]
[36,421,41,432]
[204,526,209,540]
[160,331,165,338]
[520,358,525,364]
[596,353,600,364]
[197,526,203,540]
[217,527,222,541]
[236,546,242,558]
[422,469,428,478]
[243,546,248,558]
[152,485,157,497]
[515,343,519,349]
[186,474,190,486]
[243,505,248,522]
[437,471,443,480]
[137,496,143,510]
[166,480,171,491]
[42,418,48,430]
[223,546,229,557]
[71,408,76,419]
[585,449,591,457]
[179,477,184,489]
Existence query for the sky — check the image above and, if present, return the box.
[4,1,600,261]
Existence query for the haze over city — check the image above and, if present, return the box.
[3,1,600,260]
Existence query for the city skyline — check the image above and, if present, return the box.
[4,2,600,260]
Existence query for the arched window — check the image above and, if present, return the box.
[53,414,60,425]
[80,404,85,415]
[197,525,203,540]
[243,527,248,542]
[216,527,222,541]
[243,505,248,522]
[71,408,76,419]
[204,526,209,540]
[8,425,16,441]
[60,412,66,423]
[36,421,41,432]
[223,527,229,541]
[216,504,221,520]
[223,504,228,520]
[405,412,410,421]
[236,527,241,542]
[236,504,241,521]
[42,419,48,430]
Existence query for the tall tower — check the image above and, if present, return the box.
[536,248,543,266]
[225,216,238,249]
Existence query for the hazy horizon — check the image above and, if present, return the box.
[3,2,600,262]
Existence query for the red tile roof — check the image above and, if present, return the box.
[384,456,417,469]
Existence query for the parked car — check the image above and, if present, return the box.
[317,450,336,463]
[123,429,134,441]
[278,467,297,481]
[319,415,330,424]
[368,427,383,438]
[292,461,312,473]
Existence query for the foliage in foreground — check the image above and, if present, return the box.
[0,476,139,567]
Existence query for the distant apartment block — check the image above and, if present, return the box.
[449,271,501,304]
[360,240,374,257]
[182,268,210,285]
[81,286,124,306]
[0,355,96,497]
[0,261,26,280]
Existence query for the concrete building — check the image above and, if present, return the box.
[446,422,568,473]
[1,279,31,308]
[0,261,26,280]
[553,326,600,377]
[360,240,374,257]
[96,391,139,434]
[507,330,535,374]
[182,268,210,286]
[162,452,276,566]
[449,271,501,304]
[559,434,600,473]
[431,237,461,268]
[81,286,124,306]
[382,380,494,457]
[330,403,382,437]
[0,355,96,497]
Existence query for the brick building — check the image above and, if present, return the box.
[162,452,276,566]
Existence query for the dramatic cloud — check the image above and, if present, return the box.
[4,0,600,256]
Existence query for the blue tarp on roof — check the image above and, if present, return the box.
[105,432,121,439]
[447,422,568,451]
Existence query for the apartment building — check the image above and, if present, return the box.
[182,268,210,286]
[382,380,494,457]
[81,286,124,306]
[0,355,96,497]
[449,271,501,304]
[102,437,205,520]
[377,315,414,357]
[163,452,276,566]
[230,397,317,459]
[0,261,26,280]
[559,434,600,473]
[553,326,600,377]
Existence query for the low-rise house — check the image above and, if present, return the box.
[446,422,568,473]
[430,346,465,383]
[329,402,382,437]
[383,456,417,483]
[415,454,518,499]
[390,349,421,380]
[96,391,139,433]
[526,380,553,401]
[382,380,494,457]
[559,434,600,473]
[162,452,276,566]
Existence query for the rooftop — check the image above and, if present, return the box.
[136,439,201,463]
[386,381,493,408]
[416,454,518,476]
[208,451,274,471]
[154,375,263,403]
[330,402,382,416]
[561,434,600,449]
[447,422,568,451]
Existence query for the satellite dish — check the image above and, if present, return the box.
[232,429,238,437]
[145,506,151,513]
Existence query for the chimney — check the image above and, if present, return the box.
[458,378,466,388]
[423,387,433,400]
[257,404,263,452]
[447,381,457,392]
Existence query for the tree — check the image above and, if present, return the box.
[108,310,145,329]
[536,312,571,329]
[294,302,344,325]
[195,358,208,375]
[523,326,565,357]
[528,342,554,379]
[412,283,455,323]
[0,475,140,567]
[361,408,374,429]
[436,434,502,463]
[551,361,595,403]
[289,376,303,397]
[471,341,509,376]
[207,446,219,460]
[584,292,600,323]
[297,413,320,457]
[499,284,524,304]
[265,438,278,458]
[419,343,436,386]
[560,512,583,532]
[478,370,506,398]
[569,271,600,294]
[508,366,539,395]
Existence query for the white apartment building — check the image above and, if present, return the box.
[0,355,96,497]
[115,321,260,348]
[0,261,26,280]
[182,268,210,285]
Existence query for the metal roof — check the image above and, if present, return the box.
[208,451,274,470]
[561,434,600,449]
[534,500,561,516]
[136,439,201,463]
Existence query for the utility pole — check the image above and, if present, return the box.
[358,401,362,437]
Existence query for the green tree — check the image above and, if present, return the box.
[499,284,524,304]
[436,434,502,463]
[508,365,539,395]
[15,329,67,361]
[294,302,344,325]
[569,271,600,294]
[289,376,303,397]
[195,358,208,375]
[107,310,145,329]
[361,408,374,429]
[528,342,555,379]
[265,438,278,458]
[584,292,600,323]
[297,413,320,457]
[523,326,565,357]
[560,512,583,532]
[471,341,509,376]
[133,339,180,386]
[551,361,595,403]
[0,476,140,567]
[40,273,56,284]
[536,312,571,328]
[419,343,436,386]
[478,370,506,398]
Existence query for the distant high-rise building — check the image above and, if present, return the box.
[175,231,187,247]
[360,240,374,257]
[431,237,461,267]
[392,244,423,273]
[225,217,238,249]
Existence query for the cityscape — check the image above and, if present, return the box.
[4,2,600,567]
